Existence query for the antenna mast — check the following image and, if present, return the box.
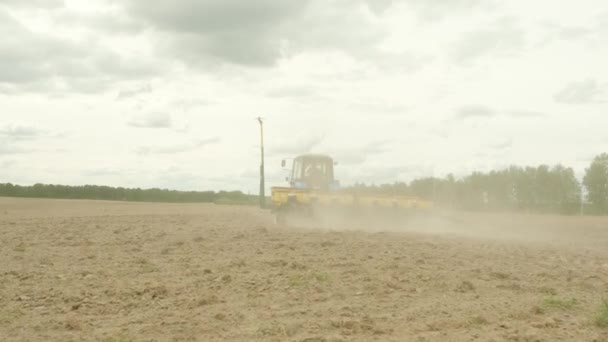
[256,117,265,208]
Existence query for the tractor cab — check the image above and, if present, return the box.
[282,154,340,191]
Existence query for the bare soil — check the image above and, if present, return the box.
[1,197,607,341]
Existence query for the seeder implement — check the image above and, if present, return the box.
[270,154,433,225]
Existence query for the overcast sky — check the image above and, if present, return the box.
[1,0,607,193]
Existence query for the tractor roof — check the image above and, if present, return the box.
[295,154,333,161]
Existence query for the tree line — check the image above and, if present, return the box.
[348,153,608,215]
[0,183,258,205]
[1,153,606,215]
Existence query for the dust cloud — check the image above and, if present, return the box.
[282,206,608,250]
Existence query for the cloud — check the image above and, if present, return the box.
[508,110,544,118]
[173,98,212,111]
[488,139,513,150]
[0,124,45,139]
[343,0,486,21]
[348,101,410,116]
[266,85,316,98]
[452,18,525,64]
[51,7,144,34]
[539,17,602,45]
[121,0,388,68]
[367,51,435,73]
[601,12,608,30]
[0,0,434,92]
[334,140,392,165]
[82,168,128,177]
[361,0,486,21]
[0,0,64,9]
[454,105,496,120]
[555,26,593,41]
[136,138,220,155]
[285,1,385,57]
[0,142,35,155]
[128,113,172,128]
[363,0,394,15]
[239,168,261,179]
[271,135,325,155]
[0,9,159,94]
[553,79,604,104]
[406,0,485,21]
[116,84,153,100]
[0,159,16,168]
[122,0,307,67]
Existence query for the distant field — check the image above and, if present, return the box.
[1,197,607,341]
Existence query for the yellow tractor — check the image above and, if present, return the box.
[270,154,433,224]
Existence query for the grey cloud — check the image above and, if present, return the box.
[124,0,308,67]
[537,22,595,46]
[266,85,316,98]
[126,0,303,34]
[82,168,129,177]
[403,0,484,21]
[556,26,593,40]
[121,0,389,68]
[334,140,392,165]
[167,32,280,67]
[52,8,144,34]
[601,12,608,29]
[439,105,503,137]
[452,18,525,64]
[128,113,172,128]
[363,0,485,21]
[0,0,63,8]
[539,12,608,46]
[509,110,544,118]
[433,126,450,139]
[173,123,190,134]
[455,105,496,120]
[488,139,513,150]
[136,138,220,155]
[0,9,160,93]
[348,101,410,116]
[334,152,367,166]
[0,124,45,139]
[93,52,158,79]
[368,51,435,73]
[173,98,212,111]
[117,84,153,100]
[0,141,35,155]
[286,1,385,57]
[271,135,325,155]
[239,168,260,179]
[363,0,394,15]
[0,12,72,84]
[554,79,604,104]
[474,150,509,162]
[455,108,541,121]
[328,144,368,165]
[0,0,425,80]
[361,140,392,154]
[0,159,16,168]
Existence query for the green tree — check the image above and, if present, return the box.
[550,165,580,214]
[409,177,440,200]
[583,153,608,214]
